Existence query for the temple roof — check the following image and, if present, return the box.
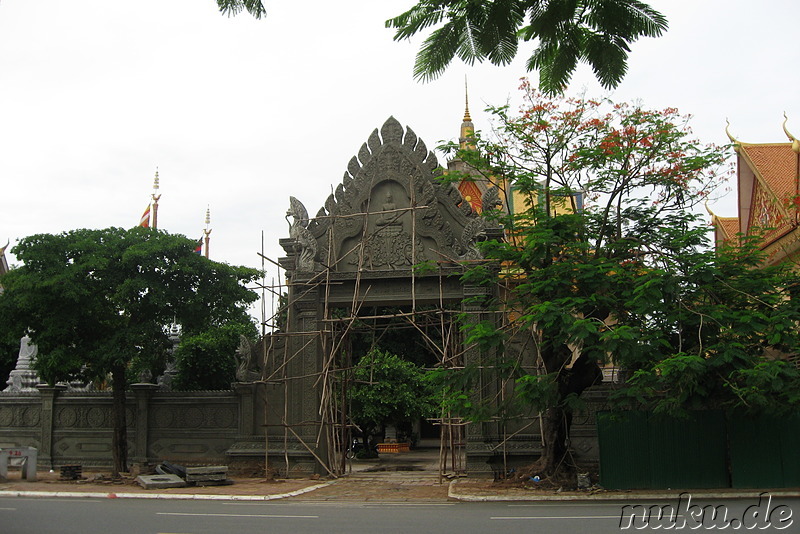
[720,124,800,265]
[738,143,799,202]
[712,215,740,246]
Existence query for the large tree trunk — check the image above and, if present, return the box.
[533,353,602,479]
[111,362,128,477]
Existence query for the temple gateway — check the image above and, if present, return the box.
[239,115,602,476]
[0,114,604,476]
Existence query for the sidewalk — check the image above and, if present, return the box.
[1,450,798,503]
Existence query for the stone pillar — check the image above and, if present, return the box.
[234,383,257,438]
[461,284,499,473]
[130,383,158,468]
[283,285,323,475]
[36,385,66,470]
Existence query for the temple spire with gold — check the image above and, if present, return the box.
[151,168,161,230]
[459,78,475,150]
[448,78,485,213]
[203,206,212,259]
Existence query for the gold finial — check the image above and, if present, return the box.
[151,167,161,229]
[782,112,800,154]
[203,206,212,259]
[0,239,8,255]
[725,119,741,153]
[463,76,472,122]
[705,200,716,218]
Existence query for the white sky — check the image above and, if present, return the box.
[2,0,798,321]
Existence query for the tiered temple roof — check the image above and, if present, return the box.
[712,119,800,266]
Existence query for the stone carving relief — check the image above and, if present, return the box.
[235,335,261,382]
[286,196,318,272]
[150,405,236,429]
[0,405,41,427]
[281,117,500,275]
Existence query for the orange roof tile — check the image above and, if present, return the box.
[740,143,799,202]
[716,216,740,242]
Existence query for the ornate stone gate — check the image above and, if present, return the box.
[251,116,553,476]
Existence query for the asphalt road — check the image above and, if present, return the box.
[1,496,798,533]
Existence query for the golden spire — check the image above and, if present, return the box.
[203,206,212,259]
[151,167,161,230]
[463,77,471,122]
[460,76,475,150]
[782,112,800,154]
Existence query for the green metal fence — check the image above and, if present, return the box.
[596,411,800,490]
[728,414,800,489]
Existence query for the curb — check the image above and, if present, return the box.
[0,480,335,502]
[447,479,800,502]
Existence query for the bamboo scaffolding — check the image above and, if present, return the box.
[255,192,513,481]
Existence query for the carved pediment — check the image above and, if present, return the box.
[282,117,499,274]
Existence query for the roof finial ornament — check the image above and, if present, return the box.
[463,76,471,122]
[704,200,717,219]
[725,119,742,153]
[151,167,161,229]
[203,205,212,259]
[0,239,8,255]
[782,112,800,154]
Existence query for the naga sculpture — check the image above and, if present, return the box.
[286,196,318,272]
[235,335,261,383]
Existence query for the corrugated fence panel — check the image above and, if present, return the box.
[647,412,728,489]
[597,411,651,489]
[598,411,728,490]
[599,411,800,490]
[729,414,800,488]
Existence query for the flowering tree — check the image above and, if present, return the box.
[442,83,800,480]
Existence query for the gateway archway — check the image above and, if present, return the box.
[253,117,520,477]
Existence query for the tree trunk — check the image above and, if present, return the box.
[538,405,570,475]
[534,353,602,478]
[111,363,128,477]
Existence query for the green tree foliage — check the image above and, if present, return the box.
[216,0,266,19]
[350,349,437,448]
[174,320,258,391]
[0,227,260,474]
[440,84,800,477]
[387,0,668,94]
[616,235,800,415]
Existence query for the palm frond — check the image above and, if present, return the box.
[217,0,266,20]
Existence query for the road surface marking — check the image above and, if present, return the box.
[157,512,318,519]
[363,503,456,507]
[508,503,612,507]
[492,515,621,520]
[0,507,16,510]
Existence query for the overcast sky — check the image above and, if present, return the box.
[2,1,798,321]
